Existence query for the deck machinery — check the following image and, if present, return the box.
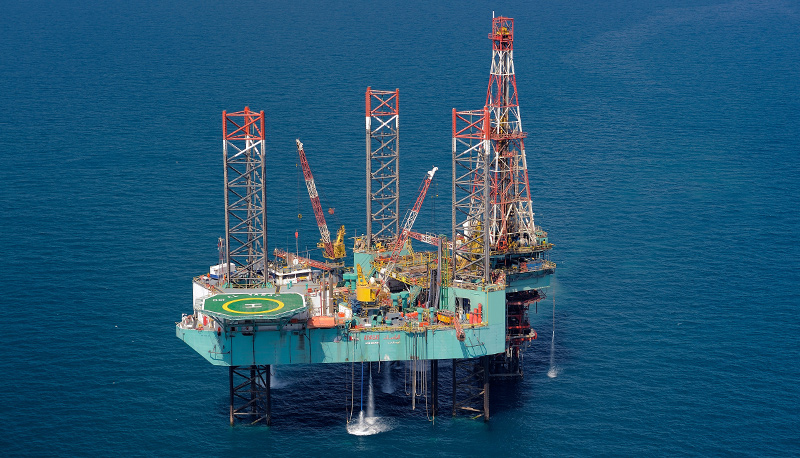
[177,16,555,425]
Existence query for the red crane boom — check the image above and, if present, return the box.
[296,139,334,259]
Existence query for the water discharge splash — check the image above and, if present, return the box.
[367,364,375,419]
[382,361,394,393]
[346,411,392,436]
[547,294,559,378]
[347,363,393,435]
[270,368,288,389]
[547,330,559,378]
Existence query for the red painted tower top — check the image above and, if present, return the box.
[485,17,524,140]
[222,107,265,141]
[489,16,514,50]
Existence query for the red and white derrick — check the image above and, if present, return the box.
[486,17,538,251]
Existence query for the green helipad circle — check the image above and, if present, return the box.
[222,297,285,315]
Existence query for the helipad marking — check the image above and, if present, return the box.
[222,297,285,315]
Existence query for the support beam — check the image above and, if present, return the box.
[451,358,457,417]
[431,359,439,417]
[322,271,327,315]
[266,365,272,424]
[482,355,490,421]
[411,358,416,410]
[452,107,491,284]
[328,271,335,315]
[229,366,235,426]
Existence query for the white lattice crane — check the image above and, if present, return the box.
[380,167,438,285]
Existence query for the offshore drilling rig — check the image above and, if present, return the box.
[177,16,555,425]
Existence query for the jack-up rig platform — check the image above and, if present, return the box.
[177,16,555,426]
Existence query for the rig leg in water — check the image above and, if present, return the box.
[229,365,272,426]
[451,357,490,421]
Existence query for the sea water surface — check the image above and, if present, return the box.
[0,0,798,456]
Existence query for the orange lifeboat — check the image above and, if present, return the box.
[307,316,336,329]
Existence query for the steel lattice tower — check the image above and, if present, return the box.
[366,87,400,248]
[451,107,491,284]
[486,17,538,252]
[222,107,267,287]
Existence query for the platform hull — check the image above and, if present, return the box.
[177,286,508,366]
[177,325,504,366]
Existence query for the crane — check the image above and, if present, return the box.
[273,248,338,271]
[381,167,438,284]
[329,224,347,259]
[296,139,345,261]
[355,263,378,303]
[406,231,453,250]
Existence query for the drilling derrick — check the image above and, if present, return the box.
[366,88,400,249]
[485,17,554,376]
[486,17,537,251]
[222,107,267,287]
[449,17,555,378]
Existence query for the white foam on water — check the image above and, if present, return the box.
[346,411,393,436]
[270,370,288,389]
[255,369,288,389]
[548,297,559,379]
[347,364,393,435]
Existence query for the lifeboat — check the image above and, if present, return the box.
[307,316,336,329]
[436,310,454,324]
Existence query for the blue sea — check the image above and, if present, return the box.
[1,0,798,455]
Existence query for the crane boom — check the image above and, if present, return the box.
[273,248,337,271]
[296,139,334,259]
[382,167,438,281]
[406,231,453,250]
